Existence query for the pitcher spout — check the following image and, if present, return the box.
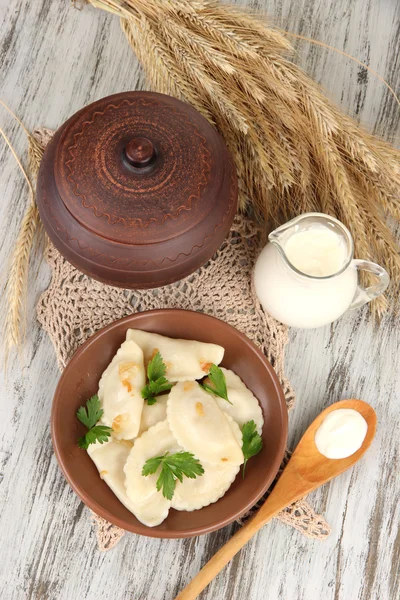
[268,212,327,249]
[268,219,298,251]
[268,229,284,247]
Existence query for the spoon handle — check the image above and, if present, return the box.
[174,471,306,600]
[173,516,275,600]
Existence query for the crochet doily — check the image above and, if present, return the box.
[35,129,330,551]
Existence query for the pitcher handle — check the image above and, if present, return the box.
[349,259,390,310]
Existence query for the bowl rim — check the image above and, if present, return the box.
[51,308,288,538]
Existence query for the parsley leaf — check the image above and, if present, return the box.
[142,451,204,500]
[76,395,112,449]
[200,364,232,404]
[76,394,104,429]
[147,351,166,381]
[141,351,173,404]
[156,464,176,500]
[241,420,263,477]
[142,455,164,476]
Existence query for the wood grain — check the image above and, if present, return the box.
[0,1,399,599]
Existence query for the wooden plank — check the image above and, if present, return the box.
[0,1,399,599]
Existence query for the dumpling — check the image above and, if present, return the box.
[206,368,264,434]
[98,340,146,440]
[87,436,136,514]
[138,395,168,436]
[172,461,240,511]
[167,382,244,466]
[126,329,224,382]
[171,417,242,511]
[124,420,181,527]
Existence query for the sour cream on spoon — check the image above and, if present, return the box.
[315,408,368,459]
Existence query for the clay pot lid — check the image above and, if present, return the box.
[53,92,225,245]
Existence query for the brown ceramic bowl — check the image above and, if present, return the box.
[52,309,288,538]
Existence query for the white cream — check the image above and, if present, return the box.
[315,408,368,459]
[254,224,358,328]
[284,225,348,277]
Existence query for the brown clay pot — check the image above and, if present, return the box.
[36,92,238,288]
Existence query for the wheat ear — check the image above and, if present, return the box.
[2,125,45,361]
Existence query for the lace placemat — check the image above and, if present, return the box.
[35,130,330,550]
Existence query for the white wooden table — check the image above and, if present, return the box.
[1,1,399,599]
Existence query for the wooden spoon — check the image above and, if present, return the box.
[175,399,376,600]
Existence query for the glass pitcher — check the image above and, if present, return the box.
[254,213,390,328]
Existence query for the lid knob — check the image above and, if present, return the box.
[124,137,156,168]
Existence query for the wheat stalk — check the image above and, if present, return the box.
[1,123,46,362]
[4,205,40,355]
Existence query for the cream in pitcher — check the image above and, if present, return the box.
[254,213,390,328]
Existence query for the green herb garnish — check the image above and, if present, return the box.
[76,394,112,449]
[142,451,204,500]
[200,364,232,404]
[241,420,263,477]
[141,351,173,405]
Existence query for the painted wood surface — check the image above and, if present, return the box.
[0,1,399,599]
